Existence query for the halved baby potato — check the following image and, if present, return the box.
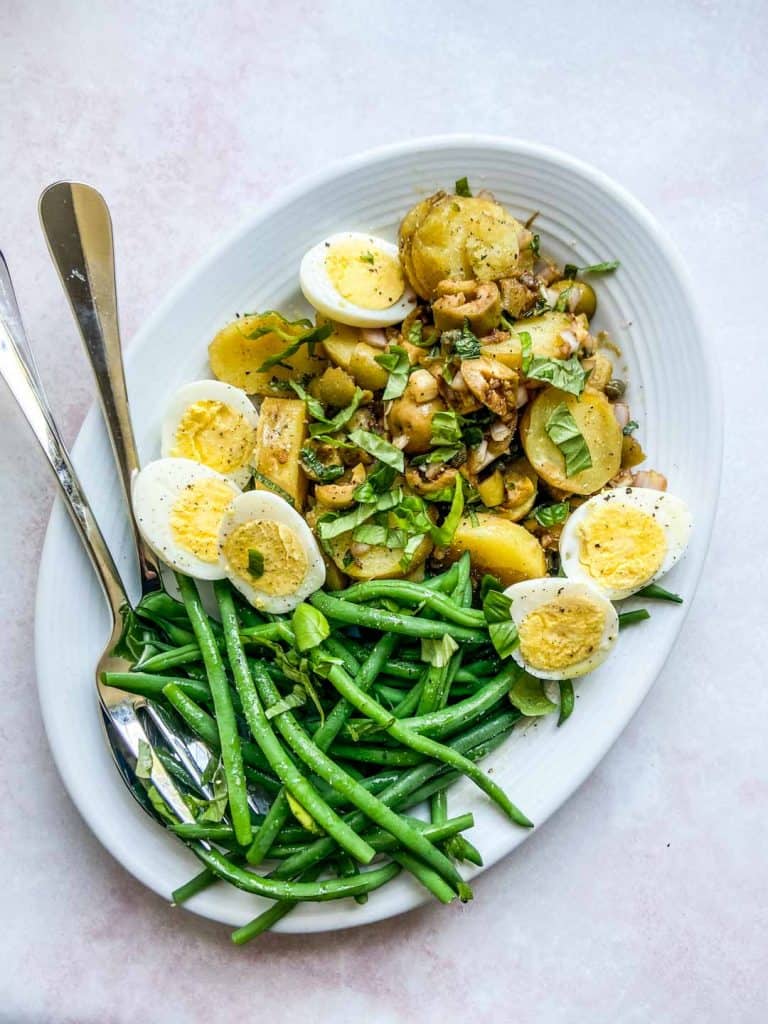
[209,313,326,395]
[520,386,622,495]
[327,530,433,580]
[481,311,575,370]
[442,513,547,585]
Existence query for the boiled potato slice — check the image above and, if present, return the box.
[400,193,525,298]
[209,313,326,395]
[253,398,307,508]
[320,319,360,371]
[443,513,546,585]
[481,312,575,370]
[327,530,433,580]
[520,387,622,495]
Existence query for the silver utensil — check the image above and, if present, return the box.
[38,181,226,803]
[0,251,195,824]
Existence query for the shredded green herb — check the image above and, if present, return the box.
[247,549,265,578]
[375,344,411,400]
[348,429,405,472]
[455,176,472,197]
[534,502,570,527]
[544,403,593,477]
[252,469,295,507]
[255,321,332,372]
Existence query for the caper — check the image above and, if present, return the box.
[604,378,627,400]
[550,279,597,318]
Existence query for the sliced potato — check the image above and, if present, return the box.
[253,397,307,508]
[496,457,539,522]
[320,319,360,371]
[443,513,546,585]
[327,531,433,580]
[480,311,575,370]
[520,387,622,495]
[349,342,389,390]
[209,313,326,395]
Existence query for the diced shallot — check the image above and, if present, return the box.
[516,385,529,409]
[559,329,579,354]
[632,470,668,491]
[490,419,512,442]
[612,403,631,429]
[360,328,387,349]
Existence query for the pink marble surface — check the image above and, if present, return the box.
[1,2,766,1021]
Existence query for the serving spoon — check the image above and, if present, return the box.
[0,252,195,823]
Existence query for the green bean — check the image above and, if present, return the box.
[558,680,575,726]
[269,711,519,887]
[319,654,531,828]
[103,670,210,703]
[216,584,375,865]
[231,864,324,945]
[618,608,651,628]
[337,580,486,628]
[245,765,282,795]
[137,644,202,673]
[374,683,408,707]
[240,621,295,646]
[249,634,397,866]
[177,575,252,847]
[193,843,400,901]
[637,583,683,604]
[334,852,366,905]
[328,743,424,767]
[247,792,291,866]
[172,867,218,905]
[162,683,272,775]
[400,663,520,739]
[444,834,483,866]
[310,592,488,643]
[172,822,256,842]
[391,679,425,719]
[391,850,458,903]
[253,661,472,898]
[378,659,422,681]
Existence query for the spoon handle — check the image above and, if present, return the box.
[0,252,129,618]
[38,182,161,592]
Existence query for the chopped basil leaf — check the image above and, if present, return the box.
[399,532,427,569]
[524,354,589,396]
[288,379,326,422]
[360,251,375,265]
[509,674,557,716]
[408,320,423,346]
[531,233,541,258]
[264,685,307,719]
[199,760,229,822]
[455,176,472,197]
[428,476,465,546]
[255,321,332,372]
[480,573,503,599]
[347,428,405,472]
[247,549,265,577]
[554,285,574,313]
[421,633,458,668]
[558,679,575,726]
[563,263,578,280]
[623,419,639,436]
[292,603,330,652]
[482,589,518,658]
[375,344,411,400]
[299,447,345,483]
[534,502,570,527]
[353,461,397,502]
[637,582,683,604]
[308,388,364,437]
[544,403,593,477]
[252,469,295,507]
[454,319,481,360]
[135,738,153,780]
[317,502,378,540]
[431,409,463,448]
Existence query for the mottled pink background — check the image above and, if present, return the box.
[1,2,766,1022]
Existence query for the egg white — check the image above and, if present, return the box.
[504,577,619,680]
[161,379,259,487]
[560,487,692,600]
[299,231,417,328]
[217,490,326,614]
[132,458,240,580]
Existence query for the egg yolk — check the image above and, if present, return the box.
[170,478,235,562]
[578,502,666,590]
[325,241,405,310]
[518,594,608,671]
[223,519,308,599]
[171,400,255,474]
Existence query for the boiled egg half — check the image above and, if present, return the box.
[504,577,619,680]
[161,379,259,487]
[218,490,325,614]
[560,487,692,600]
[132,458,240,579]
[300,231,417,328]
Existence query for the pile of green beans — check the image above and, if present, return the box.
[102,554,651,944]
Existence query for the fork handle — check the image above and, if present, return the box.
[0,253,129,618]
[38,182,161,591]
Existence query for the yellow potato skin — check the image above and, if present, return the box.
[399,193,525,298]
[327,531,433,580]
[520,387,622,495]
[209,313,326,395]
[443,513,547,585]
[253,398,308,508]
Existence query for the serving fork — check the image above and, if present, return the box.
[0,251,198,823]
